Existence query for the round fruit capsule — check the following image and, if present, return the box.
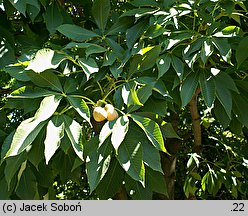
[93,107,107,122]
[105,104,119,121]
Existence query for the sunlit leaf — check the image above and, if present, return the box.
[78,57,99,80]
[62,115,84,161]
[44,116,65,164]
[130,114,166,153]
[67,96,91,126]
[111,116,129,151]
[26,49,66,73]
[4,95,62,158]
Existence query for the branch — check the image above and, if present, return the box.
[188,88,202,154]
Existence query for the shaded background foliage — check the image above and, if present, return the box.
[0,0,248,200]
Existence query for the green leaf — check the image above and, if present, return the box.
[67,96,91,126]
[161,122,181,139]
[96,158,125,199]
[214,78,232,118]
[199,71,216,107]
[144,24,167,39]
[172,55,184,80]
[27,131,45,169]
[184,175,198,198]
[9,0,26,15]
[64,42,107,57]
[9,86,57,99]
[110,61,123,78]
[78,57,99,80]
[4,95,62,158]
[16,165,38,199]
[26,4,40,22]
[85,44,107,58]
[213,72,239,93]
[107,17,134,35]
[4,152,27,188]
[236,37,248,67]
[213,99,231,128]
[52,151,74,183]
[99,120,116,146]
[212,38,232,63]
[43,2,63,34]
[126,19,148,49]
[233,93,248,128]
[63,78,78,94]
[156,53,171,79]
[111,116,129,151]
[130,114,166,153]
[121,82,143,107]
[142,133,163,173]
[28,70,63,92]
[4,65,30,81]
[117,129,145,184]
[187,153,200,168]
[85,136,112,192]
[125,174,152,200]
[180,72,199,107]
[200,39,214,64]
[0,32,16,68]
[62,115,84,161]
[136,45,161,72]
[0,178,11,199]
[121,8,158,18]
[130,0,160,7]
[128,84,154,112]
[57,24,100,42]
[92,0,110,31]
[183,38,203,68]
[44,116,65,164]
[26,49,65,73]
[146,167,168,196]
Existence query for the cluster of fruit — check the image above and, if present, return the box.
[93,104,119,122]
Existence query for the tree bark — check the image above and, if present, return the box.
[188,88,202,154]
[187,88,202,199]
[159,112,181,200]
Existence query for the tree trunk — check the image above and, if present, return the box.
[188,88,202,154]
[159,112,181,199]
[187,88,202,199]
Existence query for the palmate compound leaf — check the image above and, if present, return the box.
[111,116,129,151]
[44,116,65,165]
[27,70,63,92]
[130,123,163,173]
[130,114,167,153]
[78,57,99,80]
[84,136,113,192]
[26,49,66,73]
[62,115,84,161]
[9,86,58,99]
[4,95,62,159]
[95,158,125,199]
[99,116,129,151]
[117,128,145,185]
[67,96,91,126]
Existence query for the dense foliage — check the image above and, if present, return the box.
[0,0,248,200]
